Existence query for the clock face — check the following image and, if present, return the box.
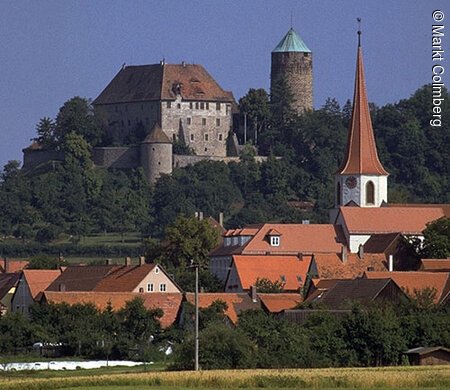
[345,176,357,189]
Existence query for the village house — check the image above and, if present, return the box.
[0,273,20,315]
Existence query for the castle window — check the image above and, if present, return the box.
[204,134,209,141]
[216,118,220,126]
[190,102,193,109]
[202,118,206,126]
[172,134,176,141]
[195,102,199,109]
[216,102,221,110]
[226,104,230,115]
[200,102,205,110]
[187,117,191,125]
[206,102,209,110]
[167,101,171,108]
[177,103,181,109]
[336,182,341,205]
[366,181,375,205]
[304,53,309,57]
[218,133,223,141]
[205,147,208,152]
[190,134,194,141]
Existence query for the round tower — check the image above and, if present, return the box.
[140,123,173,185]
[271,28,313,113]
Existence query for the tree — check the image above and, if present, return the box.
[255,277,285,293]
[418,217,450,259]
[34,117,57,149]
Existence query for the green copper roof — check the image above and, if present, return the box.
[272,28,311,53]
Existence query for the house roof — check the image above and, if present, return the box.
[258,293,302,313]
[312,252,387,280]
[364,271,450,304]
[42,291,182,328]
[23,269,62,299]
[338,206,445,235]
[304,279,343,302]
[93,63,235,105]
[231,255,312,291]
[0,273,20,299]
[404,346,450,355]
[241,224,344,255]
[0,259,29,273]
[142,123,171,144]
[420,259,450,272]
[363,233,402,253]
[94,264,160,292]
[185,292,260,324]
[311,278,401,309]
[337,42,388,175]
[272,28,311,53]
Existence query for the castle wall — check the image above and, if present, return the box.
[161,96,231,157]
[22,149,64,170]
[271,51,313,113]
[173,155,267,168]
[92,147,140,169]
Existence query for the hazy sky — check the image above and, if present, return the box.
[0,1,445,168]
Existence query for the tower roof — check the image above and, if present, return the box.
[142,123,171,144]
[338,37,388,176]
[272,28,311,53]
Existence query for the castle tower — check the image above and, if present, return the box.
[334,31,388,209]
[271,28,313,113]
[140,123,173,185]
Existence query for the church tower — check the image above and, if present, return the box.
[271,28,313,113]
[334,30,388,209]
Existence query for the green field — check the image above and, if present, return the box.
[1,366,449,390]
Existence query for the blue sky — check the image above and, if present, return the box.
[0,1,445,168]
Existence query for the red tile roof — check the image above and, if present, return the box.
[231,255,312,291]
[23,270,62,299]
[185,292,260,324]
[364,271,450,304]
[93,63,235,105]
[337,45,388,175]
[312,252,387,279]
[0,259,29,273]
[42,291,183,328]
[258,293,302,313]
[339,207,445,234]
[420,259,450,272]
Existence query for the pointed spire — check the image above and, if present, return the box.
[142,123,171,144]
[272,28,311,53]
[338,29,388,176]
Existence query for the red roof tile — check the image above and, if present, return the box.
[339,207,445,234]
[185,292,260,324]
[42,291,183,328]
[23,270,62,299]
[364,271,450,304]
[420,259,450,272]
[258,293,302,313]
[231,255,312,291]
[338,45,388,175]
[0,259,29,273]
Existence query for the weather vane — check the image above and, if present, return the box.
[357,17,362,46]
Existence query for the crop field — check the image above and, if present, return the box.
[0,365,449,390]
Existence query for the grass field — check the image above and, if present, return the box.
[1,365,449,390]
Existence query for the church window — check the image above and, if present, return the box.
[204,134,209,141]
[366,181,375,205]
[187,117,191,125]
[206,102,209,110]
[167,101,171,108]
[216,118,220,126]
[202,118,206,126]
[200,102,205,109]
[190,134,194,141]
[336,182,341,205]
[216,102,221,110]
[218,133,223,141]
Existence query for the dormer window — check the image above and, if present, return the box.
[270,236,280,246]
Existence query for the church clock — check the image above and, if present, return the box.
[345,176,357,189]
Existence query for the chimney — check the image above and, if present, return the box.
[250,285,257,303]
[341,246,348,263]
[358,244,364,259]
[199,212,204,221]
[139,256,146,266]
[125,257,132,266]
[105,259,113,265]
[219,212,224,227]
[388,255,394,272]
[4,258,9,273]
[58,283,66,292]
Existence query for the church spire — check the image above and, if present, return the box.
[338,28,388,176]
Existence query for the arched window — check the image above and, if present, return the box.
[336,182,341,205]
[366,181,375,205]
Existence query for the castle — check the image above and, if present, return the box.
[23,28,312,184]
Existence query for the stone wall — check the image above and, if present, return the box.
[173,154,267,168]
[22,149,64,170]
[92,147,140,169]
[271,51,313,114]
